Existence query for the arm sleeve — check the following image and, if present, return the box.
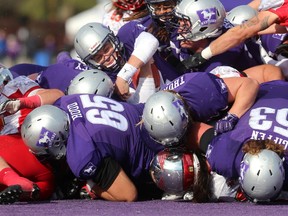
[131,31,159,64]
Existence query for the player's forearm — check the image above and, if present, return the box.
[258,24,287,35]
[207,13,271,59]
[208,26,250,58]
[228,78,259,118]
[35,89,64,105]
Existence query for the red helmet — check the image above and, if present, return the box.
[112,0,145,11]
[150,149,200,194]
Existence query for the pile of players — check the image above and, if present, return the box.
[1,0,288,204]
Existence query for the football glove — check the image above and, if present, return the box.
[275,43,288,58]
[214,113,239,135]
[181,52,208,70]
[0,99,20,114]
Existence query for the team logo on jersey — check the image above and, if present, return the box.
[136,23,146,31]
[36,127,56,148]
[216,78,228,94]
[272,33,286,40]
[205,144,213,159]
[82,162,97,177]
[197,7,217,25]
[73,62,89,71]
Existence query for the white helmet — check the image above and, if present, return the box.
[150,149,200,194]
[174,0,226,41]
[21,105,70,160]
[74,22,125,73]
[66,69,114,97]
[225,5,258,27]
[239,149,285,203]
[142,91,189,146]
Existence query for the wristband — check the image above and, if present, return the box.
[117,63,138,83]
[201,46,213,60]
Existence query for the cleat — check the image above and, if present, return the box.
[0,185,23,204]
[20,183,40,201]
[79,184,97,200]
[29,184,40,200]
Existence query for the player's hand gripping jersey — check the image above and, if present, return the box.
[0,76,40,135]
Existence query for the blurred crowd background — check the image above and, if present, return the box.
[0,0,99,67]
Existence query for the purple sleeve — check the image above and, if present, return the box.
[163,73,229,122]
[117,21,146,57]
[9,63,47,77]
[37,63,81,92]
[260,34,287,53]
[199,44,258,72]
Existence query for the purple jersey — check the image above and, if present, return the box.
[207,80,288,183]
[246,34,288,65]
[177,29,259,72]
[9,63,48,78]
[53,94,163,184]
[117,20,182,83]
[260,33,288,54]
[162,72,228,122]
[36,63,83,92]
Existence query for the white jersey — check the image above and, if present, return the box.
[102,9,132,35]
[0,76,40,135]
[209,66,243,78]
[210,172,239,201]
[259,0,284,11]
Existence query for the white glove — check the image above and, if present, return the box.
[161,192,183,200]
[0,99,21,114]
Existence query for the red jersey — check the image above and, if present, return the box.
[259,0,288,27]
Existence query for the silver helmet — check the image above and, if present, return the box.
[150,149,200,194]
[174,0,226,41]
[74,22,125,73]
[21,105,70,160]
[0,66,13,93]
[225,5,258,27]
[239,149,285,202]
[142,91,189,146]
[66,69,114,97]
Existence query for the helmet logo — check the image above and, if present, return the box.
[172,100,187,121]
[197,8,217,25]
[89,42,99,52]
[36,127,56,148]
[239,160,249,185]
